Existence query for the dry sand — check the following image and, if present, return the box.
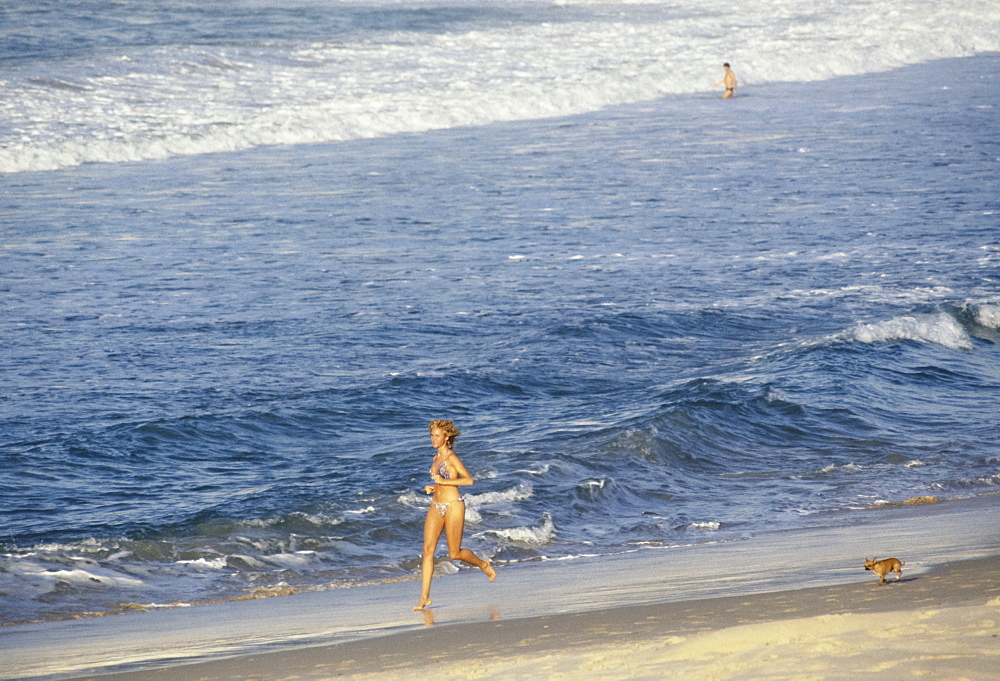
[64,554,1000,681]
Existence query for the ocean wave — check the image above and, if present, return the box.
[686,521,721,531]
[397,483,532,508]
[0,549,146,609]
[343,506,376,515]
[814,463,865,475]
[481,512,556,547]
[841,311,974,350]
[467,483,534,505]
[2,0,998,172]
[243,511,344,530]
[175,557,229,570]
[972,303,1000,328]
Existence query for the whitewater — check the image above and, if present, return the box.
[2,0,999,173]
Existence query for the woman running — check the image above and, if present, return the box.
[414,419,495,611]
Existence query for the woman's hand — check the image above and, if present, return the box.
[424,484,436,495]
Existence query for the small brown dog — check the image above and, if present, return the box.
[864,557,904,585]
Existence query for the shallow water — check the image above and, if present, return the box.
[5,493,1000,680]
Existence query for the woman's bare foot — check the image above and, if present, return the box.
[482,559,496,582]
[413,598,432,611]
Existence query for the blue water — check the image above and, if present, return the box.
[2,0,999,625]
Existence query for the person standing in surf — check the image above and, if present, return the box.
[714,62,737,98]
[414,419,495,611]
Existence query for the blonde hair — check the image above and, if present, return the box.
[428,419,461,445]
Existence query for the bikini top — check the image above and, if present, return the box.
[434,458,451,480]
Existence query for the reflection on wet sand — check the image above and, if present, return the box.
[418,604,501,627]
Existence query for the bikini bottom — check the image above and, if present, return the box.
[433,496,465,517]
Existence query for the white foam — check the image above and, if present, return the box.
[175,557,229,570]
[466,483,534,505]
[482,512,556,547]
[462,505,483,524]
[244,511,342,529]
[396,490,426,507]
[0,554,145,601]
[264,552,319,569]
[843,312,974,350]
[511,463,551,476]
[38,568,120,587]
[2,0,998,173]
[687,521,721,531]
[815,463,864,474]
[973,303,1000,329]
[344,506,376,515]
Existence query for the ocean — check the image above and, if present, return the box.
[2,0,999,627]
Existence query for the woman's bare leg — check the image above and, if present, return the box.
[444,501,495,581]
[414,507,445,610]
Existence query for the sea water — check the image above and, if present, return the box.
[1,0,999,626]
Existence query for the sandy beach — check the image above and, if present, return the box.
[58,554,1000,681]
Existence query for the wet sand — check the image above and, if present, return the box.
[61,554,1000,681]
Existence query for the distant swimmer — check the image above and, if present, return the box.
[414,419,495,611]
[714,62,737,99]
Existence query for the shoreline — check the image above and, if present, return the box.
[5,492,999,681]
[0,493,967,629]
[58,554,1000,681]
